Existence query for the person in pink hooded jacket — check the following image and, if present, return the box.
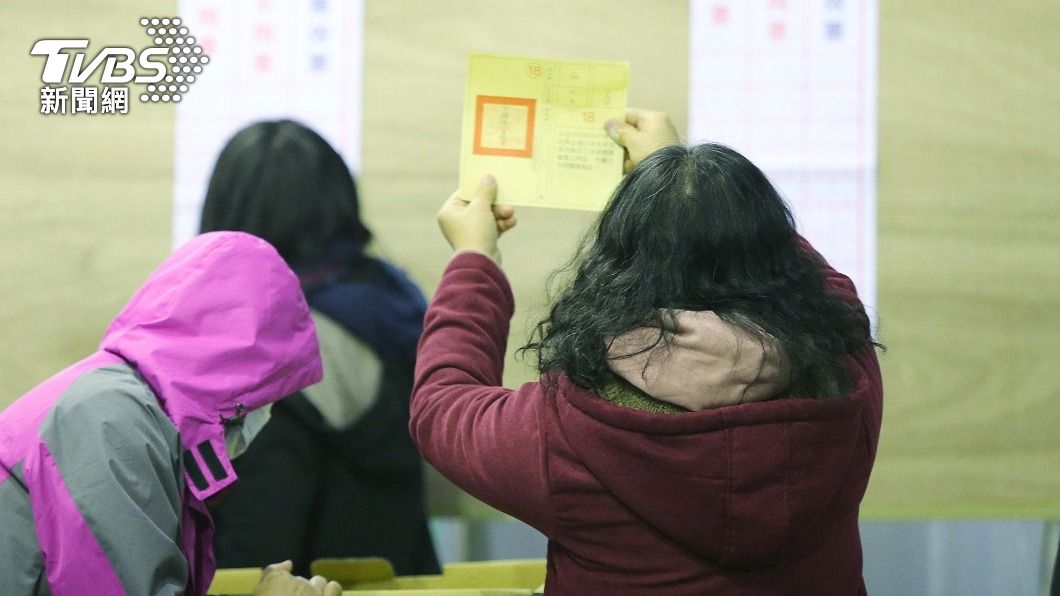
[413,110,884,595]
[0,232,341,596]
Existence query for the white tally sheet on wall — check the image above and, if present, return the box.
[173,0,364,246]
[689,0,878,316]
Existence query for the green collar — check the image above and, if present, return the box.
[596,378,688,414]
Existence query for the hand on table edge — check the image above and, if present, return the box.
[253,560,343,596]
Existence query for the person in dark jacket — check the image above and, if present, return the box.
[413,109,884,595]
[1052,536,1060,596]
[199,121,440,577]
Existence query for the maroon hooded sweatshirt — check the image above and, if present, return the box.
[410,241,883,596]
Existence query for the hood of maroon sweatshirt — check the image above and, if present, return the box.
[555,342,878,569]
[607,310,792,411]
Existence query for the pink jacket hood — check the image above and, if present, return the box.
[607,310,792,410]
[100,232,323,500]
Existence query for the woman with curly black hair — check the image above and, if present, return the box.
[411,109,883,595]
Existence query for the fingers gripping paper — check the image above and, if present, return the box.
[460,54,629,211]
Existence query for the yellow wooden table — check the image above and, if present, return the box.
[208,558,546,595]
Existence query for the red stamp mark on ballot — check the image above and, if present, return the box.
[473,95,536,158]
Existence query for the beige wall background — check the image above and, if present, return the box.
[869,0,1059,517]
[0,1,174,400]
[1,1,1057,517]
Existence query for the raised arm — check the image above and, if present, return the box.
[409,177,553,534]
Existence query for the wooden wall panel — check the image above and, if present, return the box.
[0,1,174,403]
[869,0,1060,516]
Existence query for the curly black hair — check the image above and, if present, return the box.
[522,143,881,397]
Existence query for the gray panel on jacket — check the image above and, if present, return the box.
[39,364,186,595]
[0,463,51,596]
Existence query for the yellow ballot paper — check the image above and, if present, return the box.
[460,54,629,211]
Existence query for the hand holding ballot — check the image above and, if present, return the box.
[605,108,681,174]
[441,102,682,264]
[460,54,630,211]
[437,174,518,263]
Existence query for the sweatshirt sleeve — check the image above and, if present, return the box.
[410,251,554,536]
[27,383,187,596]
